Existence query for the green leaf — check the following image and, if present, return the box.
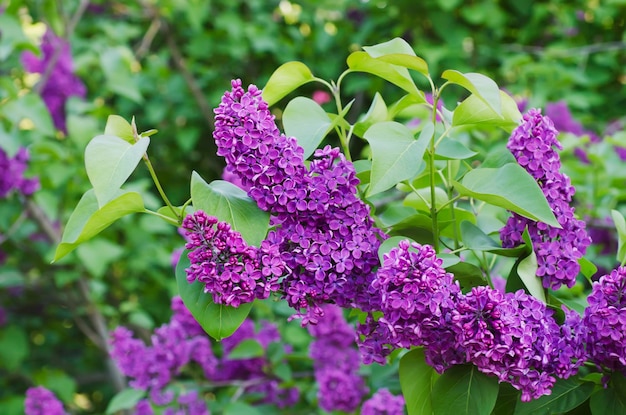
[190,173,269,246]
[75,239,125,278]
[460,221,528,257]
[611,210,626,265]
[590,372,626,415]
[0,14,36,60]
[2,93,55,138]
[354,92,389,137]
[362,37,429,77]
[228,339,265,359]
[105,389,146,414]
[282,97,332,159]
[104,115,135,143]
[435,136,477,160]
[493,383,521,415]
[54,190,145,262]
[0,325,29,371]
[442,70,501,115]
[453,91,522,131]
[404,186,449,211]
[364,121,430,196]
[100,47,143,102]
[223,402,263,415]
[447,261,487,291]
[578,257,597,283]
[454,163,560,228]
[262,61,315,106]
[33,368,76,403]
[514,229,546,303]
[400,348,438,415]
[176,250,252,341]
[513,378,594,415]
[431,365,499,415]
[85,134,150,207]
[347,51,423,98]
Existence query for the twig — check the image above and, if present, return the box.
[135,18,161,59]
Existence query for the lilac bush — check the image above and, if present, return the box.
[50,36,626,414]
[0,147,39,198]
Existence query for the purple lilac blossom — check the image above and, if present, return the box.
[182,211,282,307]
[358,240,462,370]
[24,386,67,415]
[361,388,405,415]
[134,400,154,415]
[110,296,217,406]
[21,30,86,134]
[0,147,39,198]
[500,108,591,290]
[213,80,385,321]
[452,287,583,402]
[308,304,367,412]
[583,267,626,373]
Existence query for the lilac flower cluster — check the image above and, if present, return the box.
[110,296,216,407]
[583,267,626,372]
[453,287,585,401]
[0,147,39,198]
[182,211,283,307]
[110,296,297,412]
[24,386,67,415]
[545,101,599,142]
[308,304,368,412]
[212,80,385,320]
[500,108,591,290]
[361,388,405,415]
[22,29,86,134]
[360,240,585,401]
[358,241,462,370]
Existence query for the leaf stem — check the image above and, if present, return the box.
[144,209,181,226]
[142,154,180,222]
[429,91,440,252]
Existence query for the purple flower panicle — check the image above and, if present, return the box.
[182,211,282,307]
[359,240,462,369]
[361,388,405,415]
[583,267,626,372]
[1,147,39,198]
[25,386,67,415]
[22,30,86,134]
[213,80,385,321]
[309,304,367,412]
[500,108,591,290]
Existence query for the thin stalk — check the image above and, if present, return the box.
[143,154,180,222]
[447,160,460,250]
[429,92,440,252]
[144,209,180,226]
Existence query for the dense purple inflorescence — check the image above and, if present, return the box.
[361,388,405,415]
[212,79,384,322]
[24,386,67,415]
[500,108,591,290]
[22,30,86,134]
[0,147,39,198]
[358,241,462,369]
[181,211,282,307]
[583,267,626,373]
[308,304,368,412]
[110,296,297,412]
[452,287,584,402]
